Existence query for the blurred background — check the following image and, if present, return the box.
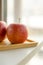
[1,0,43,27]
[1,0,43,25]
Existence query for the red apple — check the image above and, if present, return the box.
[0,21,7,42]
[7,24,28,44]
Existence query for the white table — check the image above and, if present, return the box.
[0,35,43,65]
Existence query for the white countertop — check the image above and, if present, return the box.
[0,47,35,65]
[0,34,43,65]
[26,48,43,65]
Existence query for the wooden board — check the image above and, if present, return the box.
[0,39,38,51]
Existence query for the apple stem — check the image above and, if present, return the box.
[19,18,21,24]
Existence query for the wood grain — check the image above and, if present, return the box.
[0,39,38,51]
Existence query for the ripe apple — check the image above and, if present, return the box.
[7,24,28,44]
[0,21,7,42]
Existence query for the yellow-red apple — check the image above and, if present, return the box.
[7,24,28,44]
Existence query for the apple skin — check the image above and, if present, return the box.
[7,24,28,44]
[0,21,7,42]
